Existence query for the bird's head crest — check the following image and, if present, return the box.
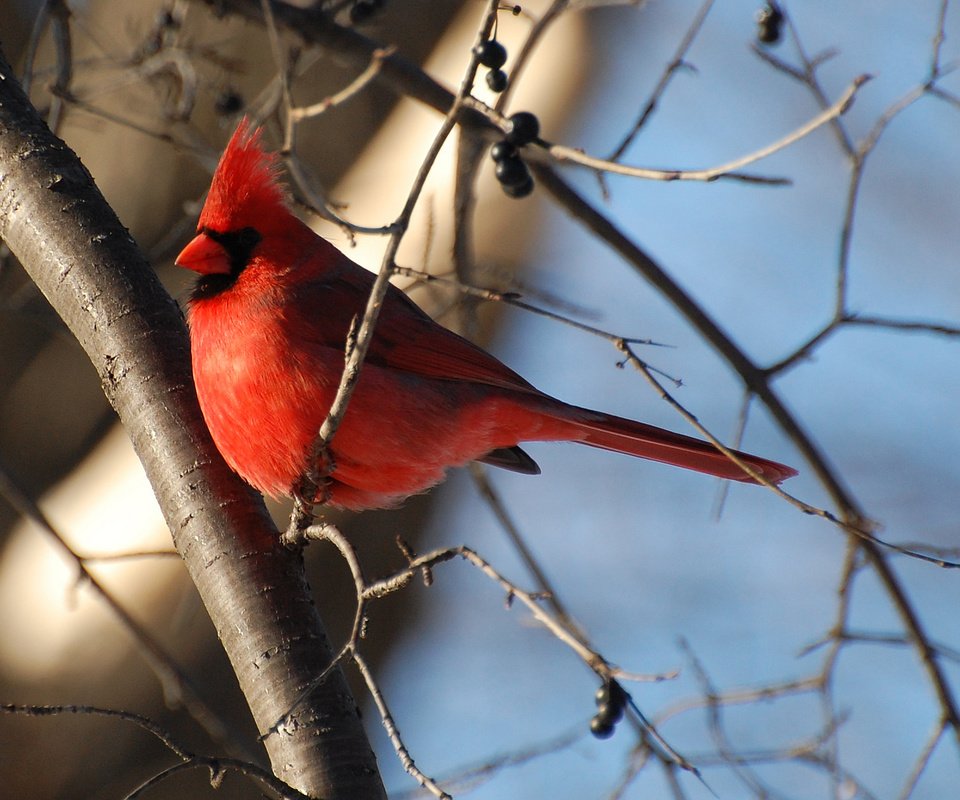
[199,119,288,232]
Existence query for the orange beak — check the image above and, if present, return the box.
[175,232,231,275]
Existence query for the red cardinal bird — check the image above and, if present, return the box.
[176,121,795,511]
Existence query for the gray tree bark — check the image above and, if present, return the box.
[0,44,385,800]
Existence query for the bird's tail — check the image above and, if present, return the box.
[553,406,797,484]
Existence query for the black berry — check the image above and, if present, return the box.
[595,680,626,708]
[756,4,783,44]
[506,111,540,146]
[596,701,624,725]
[490,140,517,163]
[590,715,615,739]
[486,69,508,93]
[595,680,628,718]
[495,156,529,187]
[476,40,508,70]
[501,176,534,199]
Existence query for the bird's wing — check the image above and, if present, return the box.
[296,266,542,396]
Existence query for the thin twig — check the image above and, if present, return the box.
[393,263,665,346]
[280,521,449,795]
[467,464,582,634]
[0,461,248,758]
[897,718,948,800]
[607,0,715,162]
[617,339,960,568]
[842,313,960,337]
[547,75,869,183]
[370,543,677,684]
[354,652,452,800]
[286,0,505,534]
[1,704,305,800]
[289,45,395,121]
[493,0,568,112]
[391,726,584,800]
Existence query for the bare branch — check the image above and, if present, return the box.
[546,74,870,183]
[607,0,715,161]
[287,0,504,532]
[1,704,309,800]
[0,459,244,755]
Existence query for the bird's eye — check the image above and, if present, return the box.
[236,227,261,250]
[227,227,261,271]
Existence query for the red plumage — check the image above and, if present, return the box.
[177,121,796,511]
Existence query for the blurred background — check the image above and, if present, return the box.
[1,0,958,797]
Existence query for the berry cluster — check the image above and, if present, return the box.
[490,111,540,199]
[756,3,784,45]
[590,679,628,739]
[476,38,509,93]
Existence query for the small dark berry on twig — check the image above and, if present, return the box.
[476,40,508,70]
[486,69,508,93]
[506,111,540,146]
[490,140,517,163]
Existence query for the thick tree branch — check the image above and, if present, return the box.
[0,46,384,800]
